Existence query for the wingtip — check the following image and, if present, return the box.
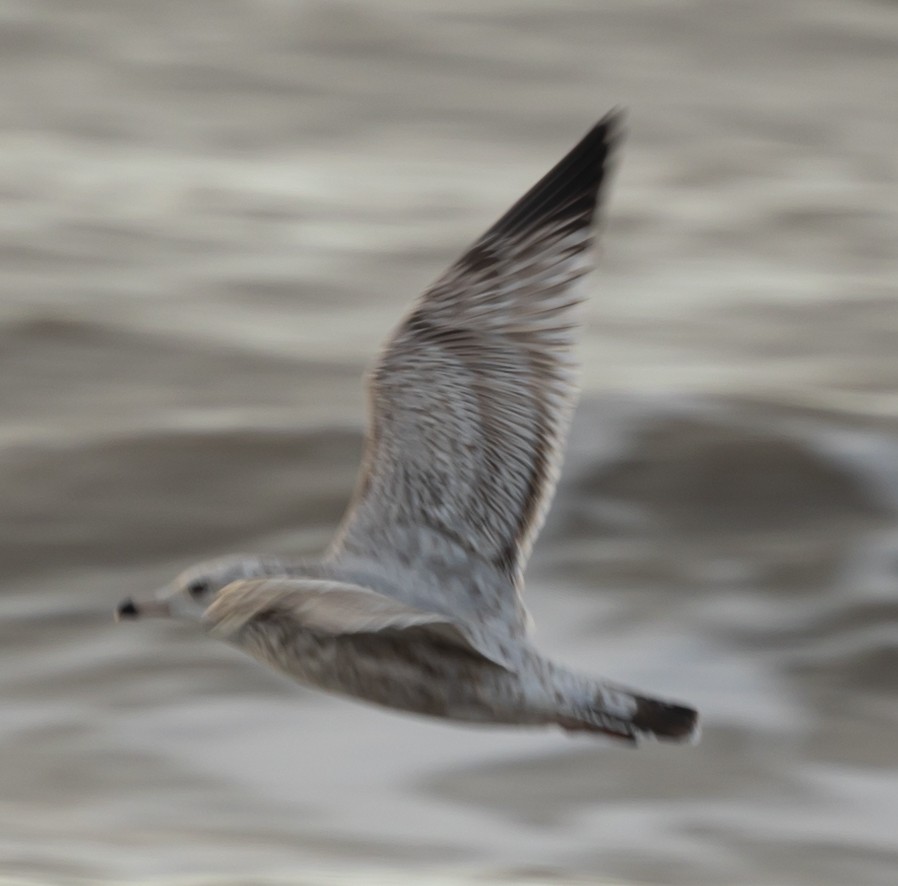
[580,106,627,181]
[594,106,627,155]
[483,107,627,242]
[599,105,627,130]
[565,107,627,158]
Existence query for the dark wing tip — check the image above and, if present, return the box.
[485,107,626,241]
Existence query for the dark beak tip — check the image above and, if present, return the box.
[116,598,139,621]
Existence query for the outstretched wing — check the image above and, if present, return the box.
[329,112,624,631]
[204,578,514,670]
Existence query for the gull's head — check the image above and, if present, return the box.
[115,554,284,623]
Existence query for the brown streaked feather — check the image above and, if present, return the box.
[329,112,624,632]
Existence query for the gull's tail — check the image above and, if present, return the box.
[554,679,700,746]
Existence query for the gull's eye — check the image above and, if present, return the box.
[188,580,210,599]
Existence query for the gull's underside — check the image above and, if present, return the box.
[119,111,700,747]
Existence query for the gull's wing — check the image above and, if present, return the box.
[328,112,624,632]
[204,578,514,670]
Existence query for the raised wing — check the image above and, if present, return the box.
[204,578,514,670]
[329,112,624,630]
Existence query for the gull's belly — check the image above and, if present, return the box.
[244,628,551,725]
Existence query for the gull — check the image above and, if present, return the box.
[117,111,699,745]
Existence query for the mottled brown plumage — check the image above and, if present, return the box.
[118,111,699,746]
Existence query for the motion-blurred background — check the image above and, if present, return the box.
[1,1,896,884]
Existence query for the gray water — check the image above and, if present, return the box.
[1,1,897,884]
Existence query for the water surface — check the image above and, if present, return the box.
[1,2,896,884]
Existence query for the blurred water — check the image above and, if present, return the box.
[1,1,897,884]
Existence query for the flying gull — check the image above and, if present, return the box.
[117,111,699,745]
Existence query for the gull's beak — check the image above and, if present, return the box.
[115,595,173,621]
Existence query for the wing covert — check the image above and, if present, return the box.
[205,578,515,670]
